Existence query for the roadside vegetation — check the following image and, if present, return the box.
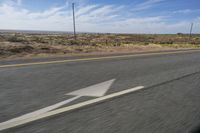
[0,32,200,59]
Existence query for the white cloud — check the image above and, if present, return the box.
[1,0,22,6]
[84,17,193,34]
[173,9,193,14]
[76,5,99,17]
[28,7,65,19]
[172,9,200,14]
[132,0,165,12]
[76,5,123,24]
[0,1,199,33]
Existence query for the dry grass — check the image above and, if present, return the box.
[0,32,200,59]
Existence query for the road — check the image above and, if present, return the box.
[0,49,200,133]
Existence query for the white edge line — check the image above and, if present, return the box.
[0,86,144,131]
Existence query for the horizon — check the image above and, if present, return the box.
[0,0,199,34]
[0,29,200,35]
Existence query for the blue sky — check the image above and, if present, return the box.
[0,0,199,33]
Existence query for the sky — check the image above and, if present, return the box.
[0,0,199,33]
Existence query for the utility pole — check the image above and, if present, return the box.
[189,22,193,40]
[72,3,76,40]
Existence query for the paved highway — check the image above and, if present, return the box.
[0,49,200,133]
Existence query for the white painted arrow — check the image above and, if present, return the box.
[67,79,115,97]
[0,79,115,126]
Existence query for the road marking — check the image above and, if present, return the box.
[0,49,200,68]
[66,79,115,97]
[0,86,144,131]
[1,96,81,124]
[0,79,115,131]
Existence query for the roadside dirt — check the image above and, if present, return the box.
[0,43,189,61]
[1,32,199,60]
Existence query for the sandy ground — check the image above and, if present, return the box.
[0,43,192,61]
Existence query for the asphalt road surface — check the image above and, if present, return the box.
[0,49,200,133]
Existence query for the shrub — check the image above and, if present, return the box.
[177,33,184,35]
[159,41,173,45]
[144,42,149,45]
[68,40,92,46]
[32,36,47,43]
[9,45,34,53]
[0,48,4,55]
[7,36,25,42]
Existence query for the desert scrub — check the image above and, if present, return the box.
[158,40,174,45]
[7,35,26,43]
[67,40,96,46]
[31,36,47,43]
[0,35,5,42]
[0,48,6,55]
[39,47,60,54]
[9,45,34,53]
